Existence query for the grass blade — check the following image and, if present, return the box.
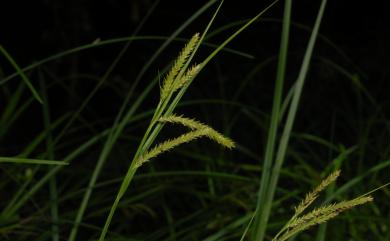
[251,0,291,239]
[0,157,68,165]
[0,45,43,103]
[252,0,328,240]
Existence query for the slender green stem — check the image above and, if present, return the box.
[252,0,291,239]
[96,2,222,240]
[39,69,59,241]
[98,167,137,241]
[253,0,327,240]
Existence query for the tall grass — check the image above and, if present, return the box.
[1,1,389,241]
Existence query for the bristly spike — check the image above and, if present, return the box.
[160,33,200,100]
[133,128,208,169]
[172,64,202,92]
[159,114,206,130]
[294,170,340,216]
[159,114,235,149]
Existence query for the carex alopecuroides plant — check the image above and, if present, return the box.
[98,33,235,241]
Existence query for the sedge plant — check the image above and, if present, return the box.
[2,0,388,240]
[81,1,280,240]
[97,33,237,240]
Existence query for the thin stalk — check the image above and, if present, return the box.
[252,0,291,239]
[39,68,59,241]
[253,0,328,240]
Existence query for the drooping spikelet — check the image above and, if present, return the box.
[160,33,200,100]
[159,114,235,149]
[204,127,235,149]
[132,114,235,169]
[159,114,205,130]
[133,128,209,169]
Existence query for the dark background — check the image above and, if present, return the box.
[1,0,389,77]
